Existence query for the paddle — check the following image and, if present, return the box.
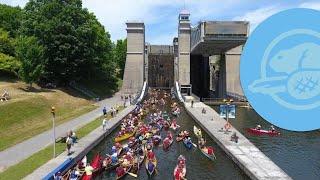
[128,172,138,178]
[192,143,197,148]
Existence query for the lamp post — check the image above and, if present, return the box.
[51,106,56,158]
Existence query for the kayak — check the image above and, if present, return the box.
[199,146,216,161]
[82,154,103,180]
[183,139,193,150]
[247,128,280,135]
[145,157,157,176]
[193,126,202,139]
[115,129,137,142]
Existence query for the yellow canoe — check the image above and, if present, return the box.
[115,129,136,142]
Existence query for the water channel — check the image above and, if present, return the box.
[87,91,249,180]
[212,106,320,180]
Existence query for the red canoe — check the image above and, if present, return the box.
[247,128,280,136]
[82,154,103,180]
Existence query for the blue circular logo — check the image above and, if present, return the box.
[241,8,320,131]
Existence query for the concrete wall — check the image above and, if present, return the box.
[122,22,145,94]
[178,13,191,86]
[225,45,245,99]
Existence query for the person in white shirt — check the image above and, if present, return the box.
[102,118,107,131]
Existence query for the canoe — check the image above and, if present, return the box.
[115,129,137,142]
[193,126,202,139]
[173,164,186,180]
[81,154,103,180]
[199,146,216,161]
[130,147,146,175]
[247,128,280,136]
[145,157,157,176]
[183,139,193,150]
[115,164,133,180]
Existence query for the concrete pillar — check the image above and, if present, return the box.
[122,22,145,94]
[178,10,191,86]
[218,53,226,98]
[201,55,210,98]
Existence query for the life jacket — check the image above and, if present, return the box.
[174,168,181,180]
[208,147,214,155]
[147,151,155,160]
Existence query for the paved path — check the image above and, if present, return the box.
[0,93,124,173]
[24,105,135,180]
[184,101,292,180]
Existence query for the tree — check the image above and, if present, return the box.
[0,29,15,56]
[113,39,127,78]
[16,36,44,87]
[20,0,116,85]
[0,4,22,37]
[0,53,20,75]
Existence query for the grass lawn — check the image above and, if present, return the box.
[0,79,97,151]
[0,106,124,180]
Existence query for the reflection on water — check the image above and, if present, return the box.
[87,94,249,180]
[213,106,320,180]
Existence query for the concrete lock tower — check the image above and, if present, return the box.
[122,22,145,94]
[178,10,191,93]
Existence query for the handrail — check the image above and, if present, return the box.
[175,81,184,102]
[136,81,147,103]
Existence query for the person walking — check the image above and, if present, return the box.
[66,135,73,155]
[102,117,108,131]
[103,107,107,116]
[191,100,194,108]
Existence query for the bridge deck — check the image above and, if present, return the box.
[184,101,292,180]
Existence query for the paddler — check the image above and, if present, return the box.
[270,125,276,132]
[111,153,118,164]
[198,137,205,149]
[255,124,261,130]
[116,166,125,177]
[84,164,94,176]
[147,150,155,161]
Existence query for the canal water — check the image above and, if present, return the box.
[87,92,249,180]
[213,106,320,180]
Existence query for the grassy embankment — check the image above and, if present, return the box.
[0,105,124,180]
[0,76,98,151]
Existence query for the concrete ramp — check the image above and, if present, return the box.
[122,22,145,94]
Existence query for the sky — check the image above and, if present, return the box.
[1,0,320,44]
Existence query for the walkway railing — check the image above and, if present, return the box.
[132,81,148,104]
[174,81,185,102]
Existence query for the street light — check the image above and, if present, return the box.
[51,106,56,158]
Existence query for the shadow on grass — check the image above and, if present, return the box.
[18,86,56,93]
